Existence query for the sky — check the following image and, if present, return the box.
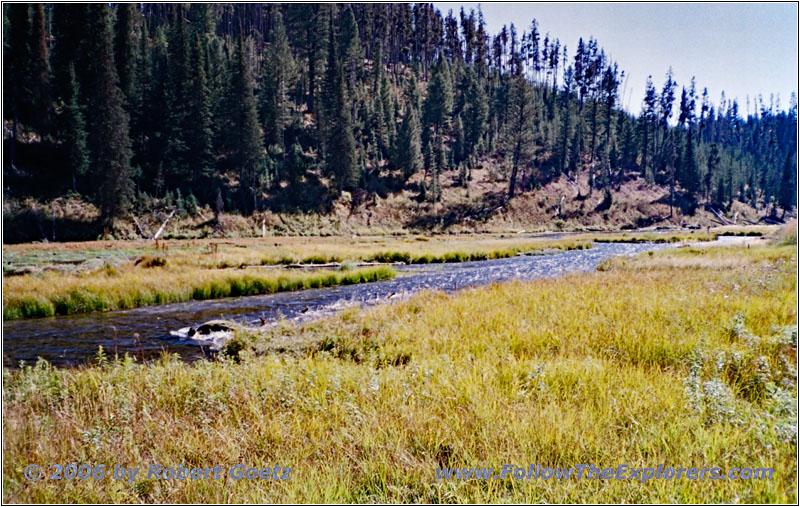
[434,2,798,116]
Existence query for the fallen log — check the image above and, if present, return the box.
[132,215,151,239]
[706,206,730,225]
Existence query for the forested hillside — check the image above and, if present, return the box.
[3,3,797,239]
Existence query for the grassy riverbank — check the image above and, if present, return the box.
[3,234,594,272]
[2,266,395,320]
[3,233,796,502]
[4,227,772,320]
[2,234,594,320]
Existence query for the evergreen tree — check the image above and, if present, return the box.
[5,3,31,166]
[323,10,358,192]
[284,141,306,188]
[338,7,362,96]
[259,10,297,152]
[29,3,51,134]
[85,4,135,224]
[679,130,701,212]
[640,76,658,180]
[462,68,488,160]
[114,3,138,112]
[287,4,327,117]
[395,102,424,180]
[506,75,535,199]
[705,143,720,202]
[423,55,454,134]
[227,33,265,212]
[164,5,192,184]
[430,136,445,202]
[778,147,797,216]
[600,63,620,183]
[453,115,466,164]
[61,64,90,193]
[3,3,797,223]
[50,3,88,104]
[186,33,215,197]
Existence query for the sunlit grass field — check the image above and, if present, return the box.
[2,264,396,320]
[3,227,771,320]
[2,234,594,320]
[3,236,796,502]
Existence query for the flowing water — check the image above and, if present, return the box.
[3,242,668,367]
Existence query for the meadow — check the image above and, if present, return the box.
[2,234,595,320]
[2,231,796,502]
[3,227,769,320]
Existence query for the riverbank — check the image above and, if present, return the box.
[2,266,395,320]
[3,233,795,502]
[2,234,592,320]
[2,227,772,320]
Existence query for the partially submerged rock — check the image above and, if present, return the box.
[171,320,234,350]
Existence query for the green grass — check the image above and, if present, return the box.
[264,241,592,266]
[2,267,395,320]
[2,242,796,503]
[360,241,591,265]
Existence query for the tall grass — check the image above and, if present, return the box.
[3,243,795,503]
[360,241,591,265]
[3,236,593,320]
[2,266,395,320]
[280,240,593,266]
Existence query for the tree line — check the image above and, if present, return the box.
[3,3,796,227]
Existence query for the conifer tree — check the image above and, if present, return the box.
[423,55,454,134]
[395,102,424,181]
[227,33,265,212]
[29,4,51,134]
[5,3,31,166]
[323,11,358,192]
[462,68,488,160]
[61,64,90,193]
[165,6,191,183]
[680,130,700,212]
[778,147,797,216]
[285,141,306,189]
[640,76,658,180]
[338,7,362,95]
[506,75,535,199]
[259,10,297,153]
[114,3,138,112]
[705,143,720,202]
[186,33,215,197]
[86,4,134,224]
[51,3,88,104]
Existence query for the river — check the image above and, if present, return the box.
[3,242,667,367]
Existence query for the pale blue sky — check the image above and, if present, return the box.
[435,2,798,116]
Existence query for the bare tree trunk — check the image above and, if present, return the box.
[152,209,177,240]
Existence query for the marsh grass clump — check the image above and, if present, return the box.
[134,256,167,268]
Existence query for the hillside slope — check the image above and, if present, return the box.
[4,158,781,243]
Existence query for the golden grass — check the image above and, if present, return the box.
[4,226,770,320]
[3,243,796,502]
[3,234,593,268]
[2,235,592,319]
[2,264,395,320]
